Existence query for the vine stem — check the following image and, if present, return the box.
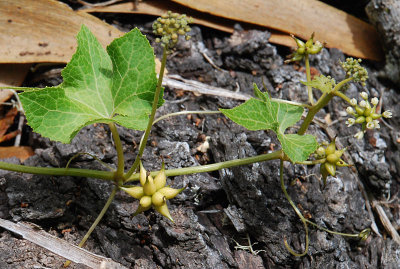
[0,161,114,180]
[280,159,309,257]
[298,77,355,135]
[125,46,168,179]
[153,110,221,125]
[305,54,314,105]
[333,90,352,105]
[108,123,125,180]
[126,150,283,182]
[64,186,118,267]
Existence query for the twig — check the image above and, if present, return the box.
[72,0,123,8]
[163,74,251,101]
[10,90,24,147]
[372,201,400,244]
[0,218,127,269]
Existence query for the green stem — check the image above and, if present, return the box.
[298,92,331,135]
[332,77,354,92]
[153,110,221,125]
[64,186,118,267]
[333,91,352,105]
[305,54,314,105]
[127,150,283,182]
[280,160,309,257]
[296,159,326,165]
[0,161,114,180]
[298,77,355,135]
[125,47,168,180]
[304,219,361,238]
[108,123,124,180]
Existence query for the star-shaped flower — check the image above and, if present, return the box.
[121,162,185,222]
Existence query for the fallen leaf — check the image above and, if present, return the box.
[81,0,294,49]
[0,146,34,162]
[171,0,383,61]
[0,64,31,101]
[0,0,123,63]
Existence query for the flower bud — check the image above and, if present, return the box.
[154,163,166,190]
[121,186,144,199]
[320,163,329,184]
[291,35,305,49]
[139,161,147,186]
[355,106,365,115]
[139,195,152,208]
[346,118,355,127]
[325,139,336,155]
[327,153,340,164]
[346,107,354,115]
[370,97,378,106]
[152,191,166,207]
[360,92,368,100]
[382,110,392,118]
[158,186,185,199]
[371,113,381,120]
[359,100,367,108]
[350,98,357,106]
[309,41,323,54]
[143,175,156,196]
[154,203,174,222]
[354,131,364,140]
[366,122,375,129]
[325,162,336,176]
[355,116,365,124]
[316,146,326,157]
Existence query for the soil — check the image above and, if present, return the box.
[1,3,400,269]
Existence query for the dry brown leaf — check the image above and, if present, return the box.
[0,64,31,102]
[0,0,123,63]
[0,146,34,162]
[82,0,295,48]
[171,0,383,61]
[0,107,19,139]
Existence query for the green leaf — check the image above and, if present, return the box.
[301,75,335,93]
[220,84,318,162]
[19,25,160,143]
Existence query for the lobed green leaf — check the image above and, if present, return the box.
[301,75,335,93]
[220,84,318,162]
[19,25,160,143]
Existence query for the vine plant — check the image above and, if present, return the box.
[0,11,393,261]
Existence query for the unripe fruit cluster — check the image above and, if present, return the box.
[315,138,349,184]
[152,11,193,48]
[340,58,368,86]
[121,162,185,222]
[345,91,392,140]
[285,33,324,63]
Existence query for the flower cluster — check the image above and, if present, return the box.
[340,58,368,86]
[285,33,324,63]
[121,162,185,222]
[152,11,193,48]
[315,138,350,184]
[345,91,392,139]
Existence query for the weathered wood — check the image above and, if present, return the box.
[0,218,128,269]
[0,0,123,63]
[171,0,383,61]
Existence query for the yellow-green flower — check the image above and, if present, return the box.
[315,138,350,184]
[121,162,185,222]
